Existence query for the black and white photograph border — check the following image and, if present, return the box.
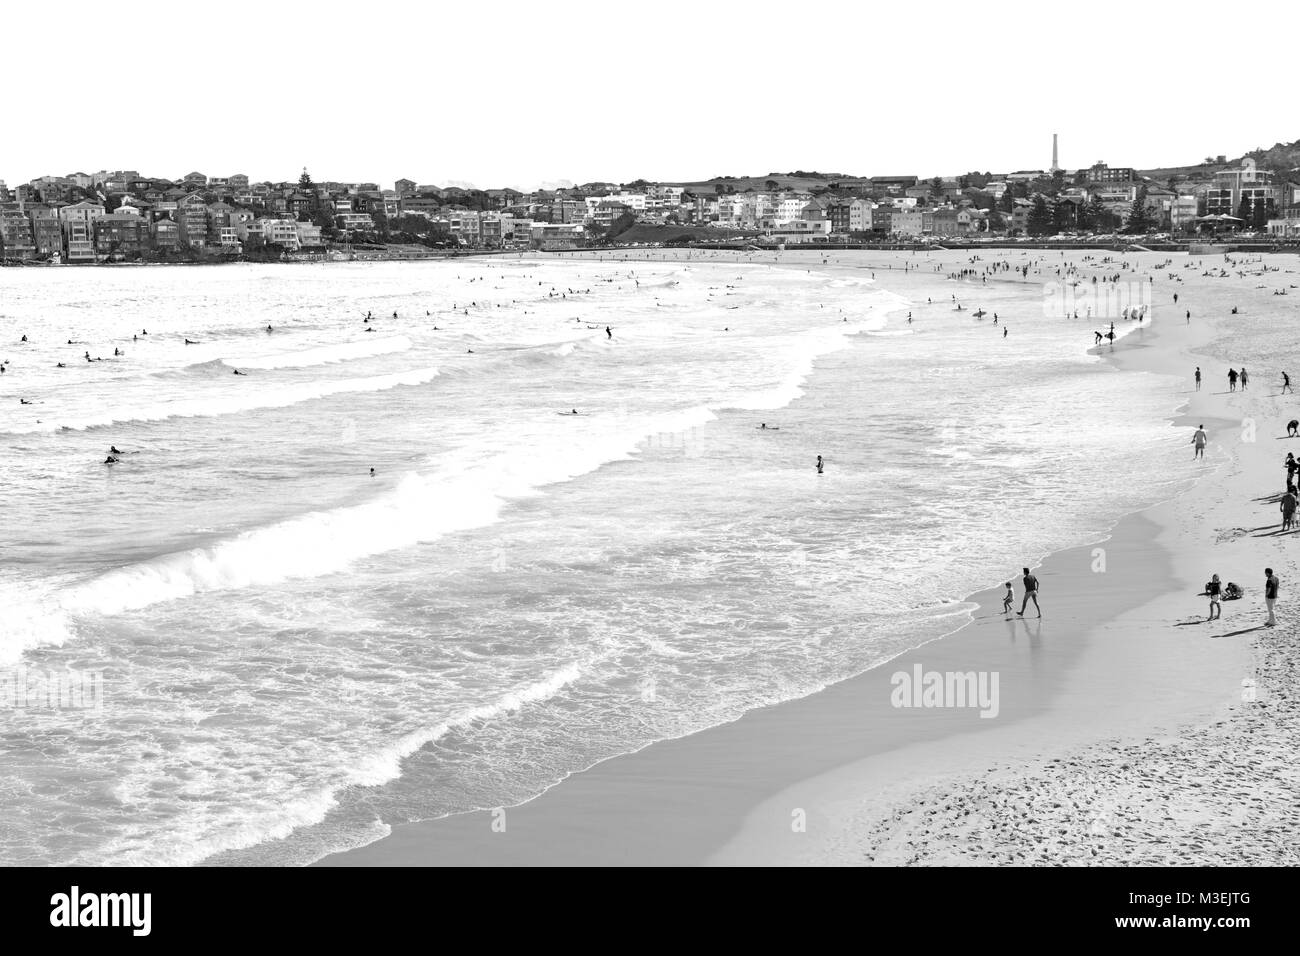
[0,0,1295,938]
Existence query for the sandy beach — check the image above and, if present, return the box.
[318,246,1299,867]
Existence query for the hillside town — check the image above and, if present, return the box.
[3,143,1300,263]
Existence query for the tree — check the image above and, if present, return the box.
[299,168,315,191]
[1052,197,1073,232]
[986,203,1005,231]
[765,179,779,192]
[1026,195,1053,236]
[929,176,944,199]
[1125,186,1152,233]
[1079,195,1105,231]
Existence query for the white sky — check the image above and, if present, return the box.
[3,0,1293,190]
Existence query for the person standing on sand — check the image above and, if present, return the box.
[1195,367,1201,390]
[1192,425,1208,460]
[1017,567,1040,617]
[1289,419,1299,438]
[1207,574,1222,621]
[1241,368,1249,390]
[1282,488,1297,531]
[1264,568,1279,627]
[1229,368,1238,392]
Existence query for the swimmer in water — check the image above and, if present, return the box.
[110,446,122,455]
[185,338,198,345]
[104,456,119,464]
[233,368,246,375]
[370,468,376,476]
[266,324,273,332]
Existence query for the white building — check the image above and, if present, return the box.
[261,219,302,250]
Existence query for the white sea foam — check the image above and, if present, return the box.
[4,367,441,434]
[0,583,73,665]
[95,664,585,866]
[61,404,719,615]
[221,335,412,370]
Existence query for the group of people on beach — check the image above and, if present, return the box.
[1205,569,1278,627]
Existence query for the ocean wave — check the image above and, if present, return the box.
[60,404,718,616]
[3,367,441,435]
[222,336,412,370]
[0,582,73,666]
[96,664,585,866]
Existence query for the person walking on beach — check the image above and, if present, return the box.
[1207,574,1222,621]
[1194,367,1201,391]
[1002,582,1015,614]
[1282,488,1298,531]
[1264,568,1279,627]
[1284,372,1293,395]
[1017,567,1040,618]
[1228,368,1238,392]
[1192,425,1208,460]
[1241,367,1249,390]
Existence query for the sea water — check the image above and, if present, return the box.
[0,252,1186,865]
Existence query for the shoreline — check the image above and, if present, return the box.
[319,248,1265,867]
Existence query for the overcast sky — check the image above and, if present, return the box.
[4,0,1293,190]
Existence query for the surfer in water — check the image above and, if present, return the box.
[110,446,123,455]
[606,326,612,339]
[233,368,246,375]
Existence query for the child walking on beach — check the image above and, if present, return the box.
[1003,582,1014,614]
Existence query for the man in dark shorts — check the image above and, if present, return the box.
[1265,568,1279,627]
[1017,567,1040,617]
